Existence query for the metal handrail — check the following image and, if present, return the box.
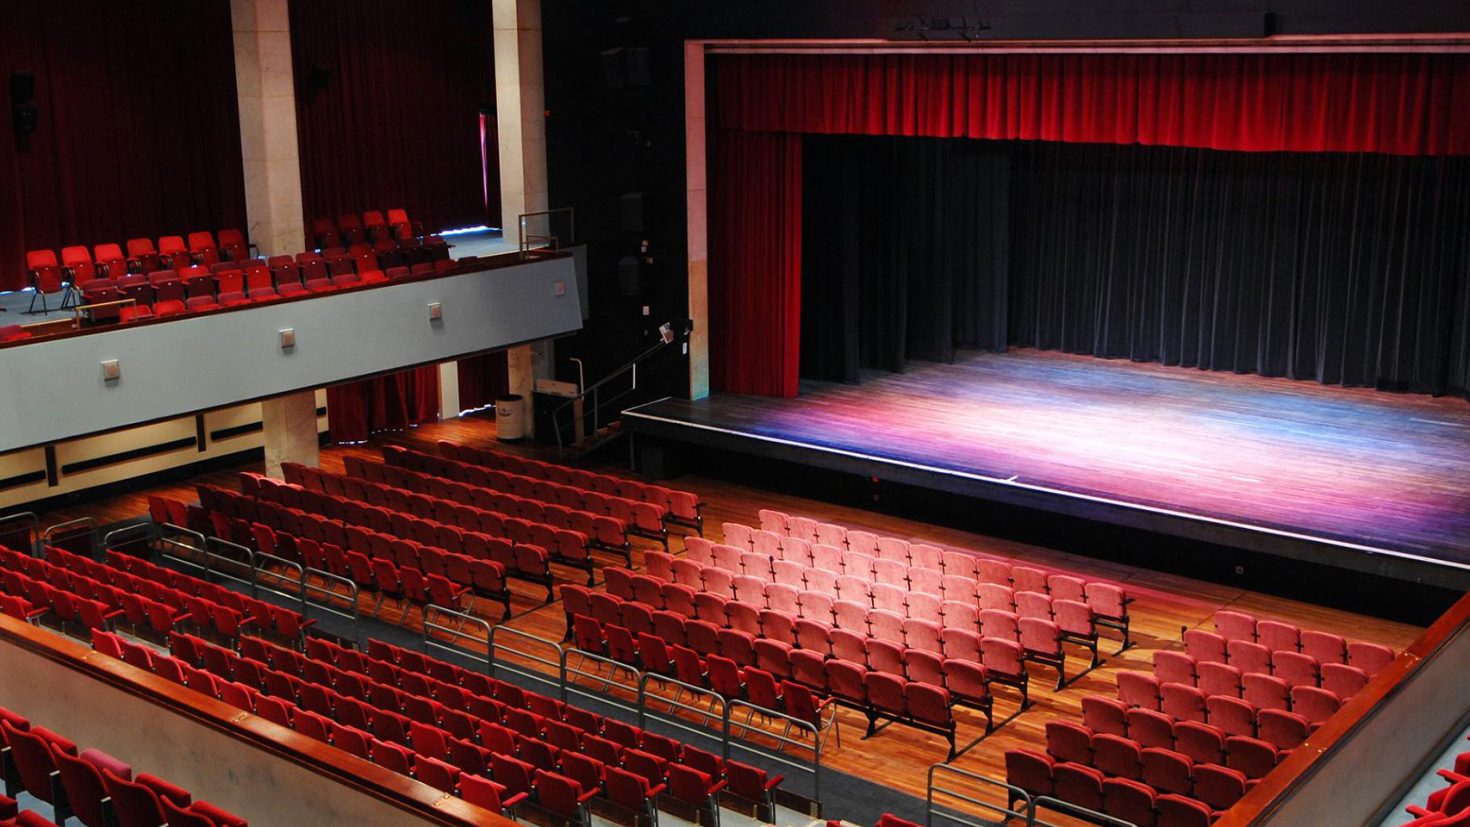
[926,764,1033,827]
[551,326,677,451]
[102,523,155,556]
[154,524,210,570]
[42,517,98,556]
[1030,796,1136,827]
[0,512,39,555]
[423,604,493,668]
[564,648,643,717]
[725,697,827,804]
[518,207,575,253]
[301,567,361,640]
[253,551,306,607]
[635,671,726,737]
[204,537,258,593]
[488,624,566,699]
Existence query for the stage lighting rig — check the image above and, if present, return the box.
[892,15,992,41]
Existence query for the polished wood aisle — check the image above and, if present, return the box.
[26,416,1425,823]
[625,349,1470,575]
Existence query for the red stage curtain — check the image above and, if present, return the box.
[712,52,1470,156]
[457,351,511,411]
[708,129,804,397]
[289,0,497,238]
[0,0,246,291]
[326,367,442,444]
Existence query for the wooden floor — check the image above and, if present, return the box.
[25,415,1428,823]
[627,349,1470,575]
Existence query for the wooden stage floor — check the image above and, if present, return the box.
[625,349,1470,585]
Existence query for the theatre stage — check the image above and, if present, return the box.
[623,350,1470,588]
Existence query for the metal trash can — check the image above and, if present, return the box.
[495,394,526,441]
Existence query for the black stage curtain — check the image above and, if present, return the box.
[1008,143,1470,397]
[800,136,1010,382]
[0,0,245,291]
[801,136,1470,398]
[289,0,497,239]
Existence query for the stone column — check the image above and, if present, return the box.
[261,391,319,478]
[438,362,461,420]
[494,0,552,435]
[232,0,305,257]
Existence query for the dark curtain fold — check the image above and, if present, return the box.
[708,129,804,397]
[0,0,245,291]
[289,0,497,239]
[1008,143,1470,397]
[327,366,442,444]
[457,351,511,411]
[800,136,1009,381]
[713,52,1470,156]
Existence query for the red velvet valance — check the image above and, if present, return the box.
[713,52,1470,155]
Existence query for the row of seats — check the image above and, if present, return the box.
[1154,648,1369,708]
[1006,748,1223,827]
[571,610,970,759]
[299,460,621,574]
[196,481,550,600]
[78,258,456,324]
[1119,669,1340,734]
[310,209,418,248]
[1189,609,1395,673]
[91,630,530,820]
[0,703,245,827]
[0,544,307,646]
[737,513,1136,649]
[1075,697,1287,778]
[653,544,1103,674]
[695,528,1128,627]
[178,493,515,622]
[613,552,1089,694]
[167,628,777,826]
[1045,719,1257,799]
[1112,675,1314,752]
[385,446,668,551]
[573,573,1041,702]
[1080,694,1299,766]
[436,440,705,535]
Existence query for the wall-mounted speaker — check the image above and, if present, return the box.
[11,71,37,138]
[600,48,626,89]
[13,105,37,135]
[624,47,651,87]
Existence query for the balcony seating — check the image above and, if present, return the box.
[0,705,244,827]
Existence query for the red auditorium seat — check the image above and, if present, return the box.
[92,243,127,278]
[125,238,162,273]
[158,236,190,269]
[217,228,249,261]
[101,769,172,827]
[1103,777,1158,827]
[25,250,73,313]
[79,279,120,320]
[186,232,220,266]
[1156,793,1213,827]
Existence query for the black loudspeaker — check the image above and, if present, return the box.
[620,192,643,233]
[306,64,333,90]
[624,47,650,87]
[13,105,37,135]
[11,72,35,103]
[600,48,626,89]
